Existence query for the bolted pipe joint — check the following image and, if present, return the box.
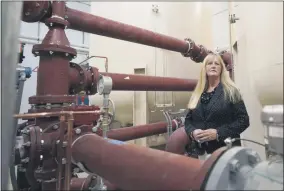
[32,1,77,60]
[181,38,195,57]
[22,1,52,23]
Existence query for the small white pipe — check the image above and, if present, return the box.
[18,35,89,54]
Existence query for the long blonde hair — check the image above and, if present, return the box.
[188,53,241,109]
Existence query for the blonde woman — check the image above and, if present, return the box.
[166,53,250,156]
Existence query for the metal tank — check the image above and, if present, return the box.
[233,2,283,106]
[229,2,283,159]
[202,105,283,190]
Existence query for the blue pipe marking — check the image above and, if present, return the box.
[108,139,126,145]
[24,67,32,78]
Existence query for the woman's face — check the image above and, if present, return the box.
[205,57,222,78]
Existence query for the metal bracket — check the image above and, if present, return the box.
[229,14,240,24]
[163,109,186,138]
[163,111,172,138]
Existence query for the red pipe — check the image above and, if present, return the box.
[72,133,204,190]
[69,67,198,92]
[65,8,233,70]
[106,120,180,141]
[100,72,197,91]
[65,8,234,67]
[165,127,190,155]
[21,2,233,68]
[65,8,189,54]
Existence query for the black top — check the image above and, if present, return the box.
[200,84,219,118]
[185,83,250,154]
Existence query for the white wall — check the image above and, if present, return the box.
[210,2,230,49]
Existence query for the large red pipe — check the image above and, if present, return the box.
[66,8,189,54]
[69,67,198,92]
[22,2,233,67]
[66,7,233,70]
[72,133,204,190]
[106,120,180,141]
[100,72,197,91]
[64,8,236,68]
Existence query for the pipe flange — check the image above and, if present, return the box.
[88,67,100,95]
[23,126,43,187]
[45,17,70,28]
[219,50,233,71]
[32,44,77,59]
[182,38,195,57]
[191,45,207,63]
[29,95,77,105]
[22,1,51,23]
[192,147,227,190]
[203,147,262,190]
[69,62,87,94]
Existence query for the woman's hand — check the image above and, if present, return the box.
[196,129,217,142]
[192,129,203,140]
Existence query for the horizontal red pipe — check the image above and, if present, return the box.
[100,72,197,91]
[72,134,204,190]
[65,6,233,71]
[66,8,189,54]
[21,2,233,69]
[69,67,197,92]
[106,121,179,141]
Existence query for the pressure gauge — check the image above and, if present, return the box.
[97,75,113,95]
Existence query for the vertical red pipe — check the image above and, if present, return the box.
[72,134,204,190]
[32,1,76,96]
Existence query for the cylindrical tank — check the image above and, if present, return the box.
[204,146,283,190]
[88,2,214,126]
[231,2,283,159]
[233,2,283,106]
[245,158,283,190]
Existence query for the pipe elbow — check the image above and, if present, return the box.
[165,127,190,155]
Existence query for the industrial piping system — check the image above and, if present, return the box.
[4,1,282,191]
